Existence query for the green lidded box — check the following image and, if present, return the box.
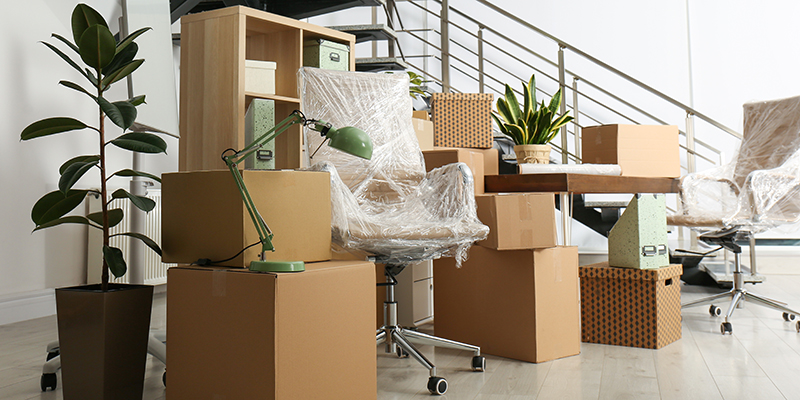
[303,39,350,71]
[608,193,669,269]
[244,99,275,170]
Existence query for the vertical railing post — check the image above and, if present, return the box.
[477,26,484,93]
[685,111,698,248]
[387,0,396,58]
[371,6,378,58]
[558,45,567,164]
[440,0,450,92]
[572,76,581,162]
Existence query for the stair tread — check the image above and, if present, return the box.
[327,24,396,43]
[583,200,630,208]
[355,57,410,71]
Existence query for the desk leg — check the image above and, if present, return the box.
[560,192,572,246]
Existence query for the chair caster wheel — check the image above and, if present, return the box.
[709,305,721,317]
[45,348,60,361]
[471,355,486,372]
[721,322,733,335]
[427,376,448,395]
[796,321,800,333]
[396,347,409,359]
[783,312,796,321]
[162,371,166,387]
[40,373,57,391]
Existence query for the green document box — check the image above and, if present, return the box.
[303,39,350,71]
[608,194,669,269]
[244,99,276,170]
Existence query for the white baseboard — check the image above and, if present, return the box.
[0,289,56,326]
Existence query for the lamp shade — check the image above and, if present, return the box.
[326,126,373,160]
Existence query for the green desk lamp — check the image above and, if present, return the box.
[221,109,372,273]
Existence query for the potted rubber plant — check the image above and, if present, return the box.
[492,74,573,164]
[20,4,165,399]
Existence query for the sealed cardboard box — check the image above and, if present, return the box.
[472,148,499,175]
[581,124,680,177]
[476,193,557,250]
[162,170,331,267]
[434,246,580,363]
[580,262,682,349]
[430,93,493,148]
[423,148,485,194]
[412,118,434,150]
[167,260,376,399]
[412,110,430,121]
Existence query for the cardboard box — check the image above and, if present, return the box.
[580,262,682,349]
[244,60,276,95]
[475,148,499,176]
[162,170,331,267]
[581,124,680,177]
[412,118,434,150]
[430,93,493,148]
[167,260,376,399]
[434,246,580,363]
[423,148,485,194]
[412,110,430,121]
[608,194,669,269]
[475,193,557,250]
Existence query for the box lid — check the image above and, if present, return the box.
[579,262,682,281]
[245,60,277,70]
[431,93,492,102]
[303,38,350,53]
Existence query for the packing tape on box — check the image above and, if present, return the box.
[212,270,227,298]
[519,195,532,220]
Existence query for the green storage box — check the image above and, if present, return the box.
[244,99,275,170]
[608,194,669,269]
[303,39,350,71]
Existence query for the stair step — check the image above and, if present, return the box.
[171,0,385,24]
[327,24,396,43]
[583,200,630,209]
[355,57,409,72]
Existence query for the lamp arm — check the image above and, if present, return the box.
[226,161,275,253]
[227,111,306,166]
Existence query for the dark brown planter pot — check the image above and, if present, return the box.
[55,283,154,400]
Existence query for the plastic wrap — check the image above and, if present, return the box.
[674,95,800,232]
[299,67,489,265]
[519,163,622,175]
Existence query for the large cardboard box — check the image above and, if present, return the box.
[162,170,331,267]
[423,148,485,194]
[580,262,682,349]
[434,246,580,363]
[412,117,434,151]
[430,93,493,148]
[167,260,376,400]
[581,124,680,177]
[472,148,499,176]
[475,193,557,250]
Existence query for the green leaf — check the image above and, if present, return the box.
[504,84,521,123]
[85,68,99,86]
[31,190,88,226]
[491,113,508,135]
[51,33,79,54]
[78,24,116,69]
[504,123,525,145]
[527,74,536,112]
[112,232,162,256]
[87,208,124,228]
[116,27,151,54]
[60,155,100,175]
[33,215,98,232]
[59,80,97,101]
[21,117,87,141]
[104,42,137,77]
[522,82,532,120]
[40,41,92,83]
[103,245,127,278]
[111,188,155,212]
[98,97,137,130]
[110,132,167,154]
[71,3,108,44]
[548,89,562,114]
[100,59,144,89]
[496,98,515,125]
[128,95,146,107]
[109,169,161,183]
[59,160,99,193]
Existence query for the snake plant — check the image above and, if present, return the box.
[492,74,574,145]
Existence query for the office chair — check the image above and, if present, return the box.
[299,67,490,395]
[669,95,800,334]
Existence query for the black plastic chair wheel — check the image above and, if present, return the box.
[471,355,486,372]
[796,321,800,333]
[427,376,448,395]
[45,348,60,362]
[162,371,167,387]
[783,312,796,322]
[40,373,57,392]
[709,305,721,317]
[721,322,733,335]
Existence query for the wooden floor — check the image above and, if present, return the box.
[3,274,800,399]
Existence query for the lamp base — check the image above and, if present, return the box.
[248,260,305,273]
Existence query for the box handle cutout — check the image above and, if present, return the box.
[329,52,340,62]
[665,278,673,286]
[256,149,273,161]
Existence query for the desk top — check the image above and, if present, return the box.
[484,173,680,194]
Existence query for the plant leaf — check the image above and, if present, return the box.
[78,24,116,69]
[31,190,88,226]
[103,245,127,278]
[51,33,79,54]
[491,113,508,135]
[111,188,155,212]
[21,117,87,141]
[110,132,167,154]
[109,169,161,183]
[528,74,536,112]
[116,27,151,54]
[59,160,99,193]
[40,41,92,83]
[548,89,562,114]
[128,95,146,106]
[100,59,144,89]
[103,42,137,77]
[59,80,97,101]
[33,215,98,232]
[98,97,137,130]
[60,155,100,175]
[504,84,521,123]
[504,123,525,145]
[71,4,108,43]
[87,208,124,228]
[112,232,162,256]
[496,98,514,125]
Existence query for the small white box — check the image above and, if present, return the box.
[244,60,276,95]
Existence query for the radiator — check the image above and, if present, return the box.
[87,189,174,285]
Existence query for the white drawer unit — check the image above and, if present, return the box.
[395,260,434,327]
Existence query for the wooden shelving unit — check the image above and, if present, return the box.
[179,6,356,171]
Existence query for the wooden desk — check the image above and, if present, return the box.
[485,173,680,245]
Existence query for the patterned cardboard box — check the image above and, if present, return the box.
[430,93,493,148]
[580,262,682,349]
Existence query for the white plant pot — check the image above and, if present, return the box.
[514,144,551,164]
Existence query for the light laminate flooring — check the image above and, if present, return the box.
[3,274,800,399]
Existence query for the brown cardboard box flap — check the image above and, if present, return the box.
[579,262,682,281]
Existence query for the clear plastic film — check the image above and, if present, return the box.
[674,95,800,232]
[299,67,489,266]
[519,163,622,175]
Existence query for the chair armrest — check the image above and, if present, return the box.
[676,173,740,217]
[422,162,477,218]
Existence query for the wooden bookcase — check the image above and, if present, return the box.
[179,6,356,171]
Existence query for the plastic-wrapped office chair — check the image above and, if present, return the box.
[669,95,800,334]
[299,68,489,395]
